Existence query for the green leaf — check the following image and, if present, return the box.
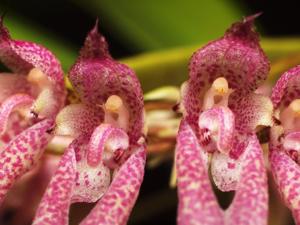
[72,0,243,51]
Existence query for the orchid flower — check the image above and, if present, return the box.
[32,22,146,225]
[175,15,273,225]
[269,65,300,224]
[0,18,65,205]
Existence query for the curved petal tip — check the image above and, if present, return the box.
[225,13,261,46]
[79,20,111,60]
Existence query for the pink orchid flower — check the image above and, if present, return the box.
[32,22,146,225]
[175,15,273,225]
[0,18,66,204]
[270,65,300,224]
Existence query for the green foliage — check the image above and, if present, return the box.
[72,0,243,51]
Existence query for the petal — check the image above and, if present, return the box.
[270,146,300,223]
[87,123,129,168]
[230,93,273,133]
[78,20,111,60]
[271,65,300,109]
[33,145,76,225]
[0,20,66,118]
[211,151,243,192]
[0,94,34,135]
[0,18,64,84]
[0,73,30,103]
[55,103,101,137]
[71,135,110,203]
[182,15,269,125]
[227,135,268,225]
[0,112,29,146]
[0,119,54,203]
[283,136,300,166]
[69,24,144,143]
[32,88,62,119]
[199,106,234,154]
[2,154,60,225]
[176,120,224,225]
[80,145,146,225]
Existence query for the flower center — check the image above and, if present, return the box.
[278,99,300,163]
[104,95,129,131]
[27,68,57,119]
[280,99,300,132]
[282,132,300,164]
[202,77,233,110]
[198,77,234,154]
[27,68,51,90]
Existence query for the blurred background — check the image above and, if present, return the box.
[0,0,299,224]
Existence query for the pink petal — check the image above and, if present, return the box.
[182,15,269,126]
[199,106,234,154]
[284,140,300,164]
[176,120,224,225]
[55,103,101,137]
[0,19,66,118]
[270,146,300,223]
[33,145,76,225]
[211,151,242,192]
[271,65,300,109]
[78,19,111,60]
[87,123,129,167]
[69,24,144,143]
[226,135,268,225]
[0,112,29,147]
[71,135,110,203]
[80,144,146,225]
[1,154,60,225]
[230,93,273,133]
[0,94,34,135]
[0,73,30,103]
[0,18,64,84]
[0,119,54,204]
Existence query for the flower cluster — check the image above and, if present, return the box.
[0,18,146,225]
[1,13,300,225]
[175,14,300,225]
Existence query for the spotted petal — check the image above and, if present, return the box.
[176,120,268,225]
[78,20,111,60]
[32,146,76,225]
[87,123,129,168]
[71,135,111,203]
[0,73,30,103]
[230,93,273,133]
[270,147,300,223]
[0,119,54,203]
[226,135,268,225]
[182,15,270,125]
[0,94,34,135]
[0,18,64,84]
[198,106,234,154]
[69,23,144,143]
[271,65,300,109]
[55,103,101,137]
[80,145,146,225]
[176,120,223,225]
[0,19,65,117]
